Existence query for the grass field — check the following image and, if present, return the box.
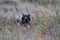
[0,1,60,40]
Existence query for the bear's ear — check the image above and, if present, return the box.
[22,14,24,16]
[28,14,30,16]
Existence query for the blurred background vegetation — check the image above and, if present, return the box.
[0,0,60,40]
